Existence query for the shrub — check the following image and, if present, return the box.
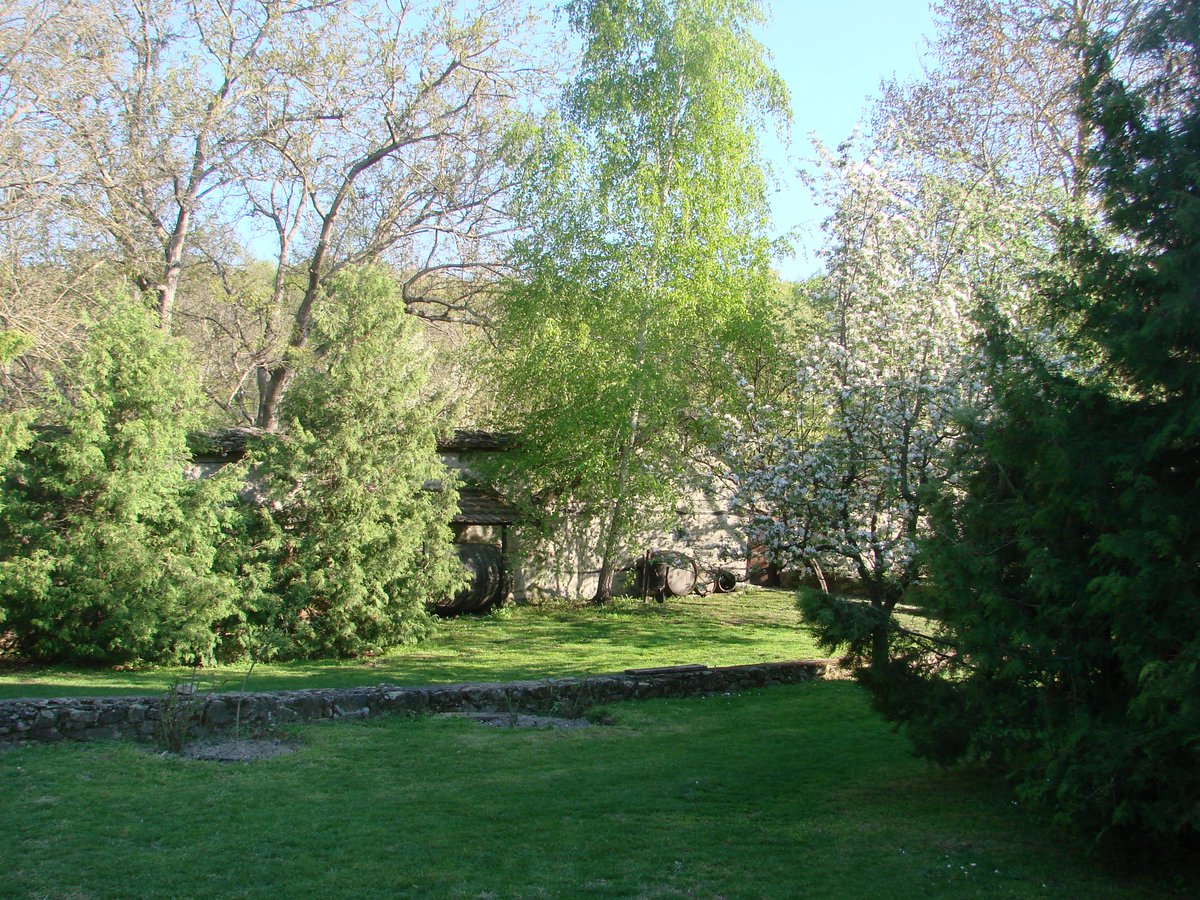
[0,297,245,664]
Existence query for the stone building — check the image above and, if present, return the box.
[189,427,746,606]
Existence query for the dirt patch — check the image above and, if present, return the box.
[182,738,300,762]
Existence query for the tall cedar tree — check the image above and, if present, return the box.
[249,268,463,658]
[873,0,1200,845]
[0,299,244,664]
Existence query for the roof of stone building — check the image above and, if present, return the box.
[437,429,518,452]
[187,427,522,525]
[186,427,516,462]
[453,488,521,525]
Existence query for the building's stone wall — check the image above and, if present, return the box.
[513,487,746,601]
[187,428,748,603]
[0,660,830,746]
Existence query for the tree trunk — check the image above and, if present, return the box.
[157,235,186,328]
[255,367,290,431]
[591,414,639,603]
[592,559,615,604]
[253,195,341,429]
[871,618,889,672]
[591,304,650,603]
[868,584,900,671]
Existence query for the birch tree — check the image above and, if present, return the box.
[486,0,787,601]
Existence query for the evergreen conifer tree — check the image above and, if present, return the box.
[0,298,244,664]
[881,0,1200,844]
[251,267,462,657]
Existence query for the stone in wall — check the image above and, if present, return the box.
[0,660,832,747]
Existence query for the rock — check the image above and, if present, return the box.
[66,708,99,728]
[0,659,830,745]
[202,699,233,727]
[34,709,57,729]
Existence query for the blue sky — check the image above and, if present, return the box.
[753,0,937,278]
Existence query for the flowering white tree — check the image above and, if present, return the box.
[729,140,1042,666]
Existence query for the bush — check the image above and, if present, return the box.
[0,298,245,664]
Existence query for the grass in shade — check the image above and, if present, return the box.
[1,683,1191,898]
[0,589,828,699]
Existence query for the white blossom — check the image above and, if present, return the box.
[722,136,1047,599]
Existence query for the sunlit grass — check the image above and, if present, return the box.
[1,683,1186,898]
[0,588,830,699]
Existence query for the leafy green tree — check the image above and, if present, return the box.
[0,298,244,664]
[251,267,462,657]
[880,0,1200,845]
[486,0,788,601]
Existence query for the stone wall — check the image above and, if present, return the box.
[0,660,831,746]
[513,487,746,601]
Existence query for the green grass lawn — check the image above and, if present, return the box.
[1,683,1188,898]
[0,589,829,699]
[2,589,1192,896]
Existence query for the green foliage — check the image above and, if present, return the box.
[0,298,245,664]
[883,1,1200,846]
[248,267,462,657]
[796,587,888,662]
[486,0,789,597]
[0,330,36,629]
[155,668,206,753]
[0,271,484,665]
[0,329,36,483]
